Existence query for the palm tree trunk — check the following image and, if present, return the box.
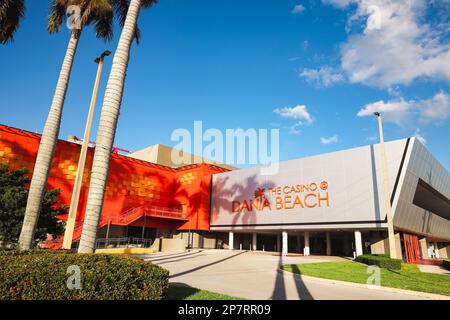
[18,33,79,250]
[77,0,142,253]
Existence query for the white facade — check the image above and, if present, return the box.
[210,138,450,243]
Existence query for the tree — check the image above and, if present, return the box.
[0,165,66,247]
[78,0,157,253]
[19,0,138,250]
[0,0,26,44]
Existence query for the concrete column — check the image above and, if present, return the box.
[229,232,234,251]
[394,232,403,259]
[326,232,332,256]
[282,231,288,256]
[252,233,257,251]
[434,242,440,259]
[419,237,428,259]
[354,231,363,257]
[304,231,310,256]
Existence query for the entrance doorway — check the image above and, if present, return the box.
[257,234,277,252]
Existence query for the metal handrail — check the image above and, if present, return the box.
[105,205,188,225]
[95,237,154,249]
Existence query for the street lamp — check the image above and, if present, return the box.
[374,112,398,259]
[62,50,111,249]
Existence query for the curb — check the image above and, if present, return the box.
[281,268,450,300]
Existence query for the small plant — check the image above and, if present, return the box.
[355,254,402,270]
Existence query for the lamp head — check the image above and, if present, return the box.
[102,50,111,58]
[95,50,112,63]
[374,112,381,117]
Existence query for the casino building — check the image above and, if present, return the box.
[0,124,449,263]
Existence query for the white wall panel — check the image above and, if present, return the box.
[211,139,408,230]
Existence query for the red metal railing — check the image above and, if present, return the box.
[101,205,188,226]
[40,205,187,249]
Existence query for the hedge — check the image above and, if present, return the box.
[0,250,169,300]
[443,260,450,271]
[355,254,402,270]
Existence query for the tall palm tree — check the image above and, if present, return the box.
[0,0,26,44]
[18,0,136,250]
[78,0,157,253]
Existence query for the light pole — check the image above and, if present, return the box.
[62,50,111,249]
[374,112,398,259]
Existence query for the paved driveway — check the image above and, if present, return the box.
[142,250,434,300]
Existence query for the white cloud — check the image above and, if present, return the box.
[290,122,304,135]
[323,0,450,87]
[419,91,450,124]
[302,40,309,50]
[274,105,313,124]
[322,0,353,8]
[299,66,345,87]
[357,98,413,127]
[357,91,450,127]
[414,129,427,145]
[321,135,339,145]
[292,4,306,14]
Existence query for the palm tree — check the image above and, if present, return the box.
[0,0,26,44]
[78,0,157,253]
[18,0,136,250]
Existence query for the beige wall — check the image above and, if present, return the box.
[370,231,388,255]
[160,238,186,253]
[438,243,449,259]
[129,144,236,170]
[394,232,403,259]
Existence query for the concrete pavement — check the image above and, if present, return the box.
[418,264,450,275]
[142,250,438,300]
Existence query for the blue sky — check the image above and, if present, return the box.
[1,0,449,169]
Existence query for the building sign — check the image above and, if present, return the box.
[232,182,330,213]
[210,139,408,229]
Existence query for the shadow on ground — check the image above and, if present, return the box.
[165,283,244,300]
[271,255,314,300]
[165,283,202,300]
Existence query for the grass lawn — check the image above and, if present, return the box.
[166,283,245,300]
[282,261,450,297]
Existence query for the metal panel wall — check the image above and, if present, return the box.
[393,138,450,241]
[211,139,408,231]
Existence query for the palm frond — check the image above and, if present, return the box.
[47,1,67,34]
[91,6,113,41]
[0,0,26,44]
[141,0,158,9]
[46,0,155,42]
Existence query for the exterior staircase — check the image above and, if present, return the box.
[40,205,187,250]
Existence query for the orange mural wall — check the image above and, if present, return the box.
[0,124,228,231]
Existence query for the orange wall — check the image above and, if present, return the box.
[0,125,227,231]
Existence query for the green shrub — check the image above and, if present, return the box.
[443,260,450,271]
[0,250,169,300]
[355,254,402,270]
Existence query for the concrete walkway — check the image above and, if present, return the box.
[142,250,438,300]
[418,264,450,275]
